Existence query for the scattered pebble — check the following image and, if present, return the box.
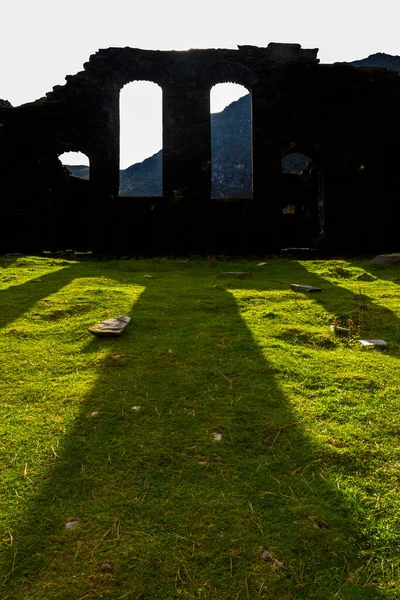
[131,405,141,411]
[259,550,283,567]
[257,262,267,266]
[65,520,79,529]
[31,278,42,283]
[100,563,114,573]
[330,324,350,336]
[111,354,124,360]
[91,411,100,418]
[168,349,174,354]
[290,284,321,293]
[212,431,222,441]
[143,274,153,278]
[310,517,329,529]
[356,272,375,281]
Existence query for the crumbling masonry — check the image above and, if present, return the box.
[0,43,399,254]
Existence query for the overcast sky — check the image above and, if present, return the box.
[1,0,399,167]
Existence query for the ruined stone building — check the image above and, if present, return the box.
[0,43,399,254]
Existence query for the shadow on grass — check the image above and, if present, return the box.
[1,260,396,599]
[0,266,78,329]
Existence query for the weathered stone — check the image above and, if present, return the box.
[65,520,79,529]
[371,254,400,266]
[88,315,131,337]
[290,284,321,293]
[259,550,283,567]
[356,272,376,281]
[330,324,350,335]
[358,339,387,347]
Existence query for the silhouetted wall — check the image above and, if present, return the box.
[0,43,399,254]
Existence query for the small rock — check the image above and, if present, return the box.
[358,339,387,347]
[100,563,114,573]
[131,405,141,411]
[371,253,400,266]
[356,272,375,281]
[88,316,130,337]
[143,274,153,279]
[111,354,124,360]
[290,284,322,293]
[257,262,267,266]
[91,411,99,417]
[259,550,283,567]
[65,520,79,529]
[31,278,42,283]
[330,324,350,336]
[310,517,329,529]
[221,272,252,279]
[212,431,222,441]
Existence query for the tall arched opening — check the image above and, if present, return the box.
[119,81,162,197]
[210,83,252,199]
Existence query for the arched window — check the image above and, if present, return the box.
[59,151,89,180]
[210,83,252,199]
[119,81,162,197]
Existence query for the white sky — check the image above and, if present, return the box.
[2,0,399,168]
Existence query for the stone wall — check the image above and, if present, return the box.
[0,43,399,254]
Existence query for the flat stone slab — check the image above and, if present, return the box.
[290,284,322,293]
[371,253,400,266]
[88,315,131,337]
[358,339,388,347]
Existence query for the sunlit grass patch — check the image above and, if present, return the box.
[0,256,400,598]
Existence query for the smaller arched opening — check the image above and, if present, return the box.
[59,151,90,181]
[210,83,252,199]
[280,152,322,247]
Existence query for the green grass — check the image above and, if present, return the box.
[0,255,400,599]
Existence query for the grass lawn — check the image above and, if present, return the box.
[0,254,400,599]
